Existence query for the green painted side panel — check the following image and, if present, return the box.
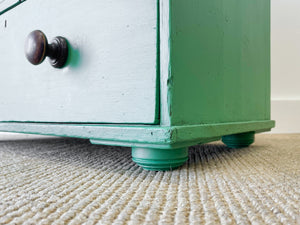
[168,0,271,125]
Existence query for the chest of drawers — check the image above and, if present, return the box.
[0,0,274,170]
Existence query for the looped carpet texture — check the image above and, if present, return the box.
[0,133,299,224]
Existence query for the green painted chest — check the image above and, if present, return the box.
[0,0,274,170]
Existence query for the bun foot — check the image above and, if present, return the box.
[132,147,188,171]
[222,131,255,148]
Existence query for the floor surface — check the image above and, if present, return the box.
[0,133,299,224]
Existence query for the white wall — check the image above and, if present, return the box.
[271,0,300,133]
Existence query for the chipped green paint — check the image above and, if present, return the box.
[0,120,274,148]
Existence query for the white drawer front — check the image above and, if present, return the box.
[0,0,158,124]
[0,0,21,12]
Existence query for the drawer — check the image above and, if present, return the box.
[0,0,158,124]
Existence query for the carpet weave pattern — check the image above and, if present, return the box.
[0,134,299,224]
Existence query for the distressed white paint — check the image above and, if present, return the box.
[0,0,18,12]
[0,0,158,123]
[271,0,300,133]
[160,0,171,126]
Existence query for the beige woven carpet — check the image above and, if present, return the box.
[0,133,299,225]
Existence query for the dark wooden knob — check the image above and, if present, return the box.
[24,30,69,68]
